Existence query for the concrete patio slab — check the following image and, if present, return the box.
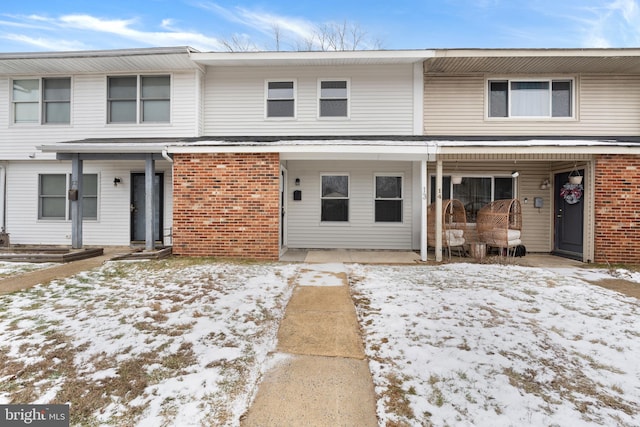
[304,249,421,264]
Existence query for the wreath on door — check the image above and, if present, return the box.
[560,182,583,204]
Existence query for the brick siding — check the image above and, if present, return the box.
[172,152,281,259]
[594,154,640,264]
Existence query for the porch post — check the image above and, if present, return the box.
[70,154,83,249]
[145,154,155,251]
[420,159,428,262]
[435,159,443,262]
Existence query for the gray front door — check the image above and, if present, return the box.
[553,170,584,259]
[131,173,163,242]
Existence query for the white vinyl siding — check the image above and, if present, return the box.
[287,161,413,249]
[6,161,173,246]
[0,72,198,160]
[424,74,640,136]
[204,64,414,135]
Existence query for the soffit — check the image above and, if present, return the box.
[0,47,201,75]
[424,50,640,74]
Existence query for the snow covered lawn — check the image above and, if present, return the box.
[2,258,639,426]
[0,261,55,279]
[350,263,640,427]
[0,258,297,426]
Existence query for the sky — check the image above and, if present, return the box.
[1,0,640,53]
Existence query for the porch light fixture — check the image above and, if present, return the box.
[511,171,519,178]
[113,177,121,187]
[540,179,550,190]
[295,178,300,186]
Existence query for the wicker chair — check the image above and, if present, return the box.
[427,199,467,258]
[477,199,522,256]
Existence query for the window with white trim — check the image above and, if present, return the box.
[430,175,513,222]
[321,174,349,222]
[488,79,573,118]
[108,75,170,123]
[375,174,403,223]
[12,78,71,124]
[266,80,295,118]
[319,79,348,117]
[38,174,98,220]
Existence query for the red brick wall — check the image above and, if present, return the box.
[594,154,640,264]
[172,152,281,259]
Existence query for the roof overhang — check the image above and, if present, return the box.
[190,49,435,67]
[424,48,640,74]
[39,136,640,161]
[0,47,202,75]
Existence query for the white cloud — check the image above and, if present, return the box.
[578,0,640,47]
[0,12,225,51]
[3,33,86,51]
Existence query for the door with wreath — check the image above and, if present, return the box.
[553,170,584,259]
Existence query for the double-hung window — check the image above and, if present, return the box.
[266,80,295,118]
[488,79,573,118]
[319,80,348,117]
[38,174,98,220]
[375,175,403,223]
[12,78,71,124]
[108,75,170,123]
[321,174,349,222]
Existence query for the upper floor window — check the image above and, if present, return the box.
[319,80,348,118]
[266,80,295,118]
[108,75,170,124]
[12,78,71,124]
[488,79,573,118]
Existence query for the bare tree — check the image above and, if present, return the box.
[220,34,258,52]
[301,20,380,51]
[271,23,282,51]
[220,20,381,52]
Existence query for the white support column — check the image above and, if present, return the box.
[435,159,443,262]
[70,154,83,249]
[420,159,428,262]
[145,154,155,251]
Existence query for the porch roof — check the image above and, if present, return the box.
[38,135,640,160]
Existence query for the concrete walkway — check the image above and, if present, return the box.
[241,263,378,427]
[0,247,130,294]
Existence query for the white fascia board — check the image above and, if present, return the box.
[436,139,640,155]
[167,142,435,161]
[190,49,436,66]
[38,143,168,153]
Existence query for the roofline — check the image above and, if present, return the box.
[190,49,436,65]
[431,47,640,58]
[0,46,200,60]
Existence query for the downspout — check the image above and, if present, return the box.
[162,148,173,163]
[0,163,6,233]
